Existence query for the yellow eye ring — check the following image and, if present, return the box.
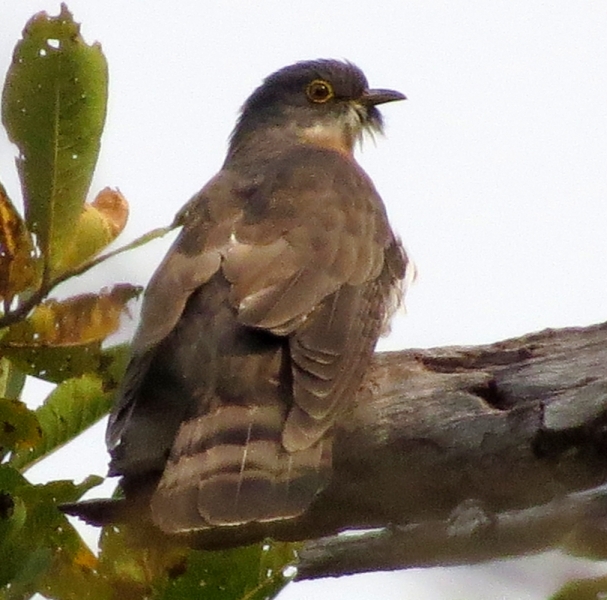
[306,79,334,103]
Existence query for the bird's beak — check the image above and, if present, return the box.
[361,88,407,106]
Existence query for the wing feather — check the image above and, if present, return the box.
[106,145,408,530]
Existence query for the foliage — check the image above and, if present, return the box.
[0,5,298,599]
[550,575,607,600]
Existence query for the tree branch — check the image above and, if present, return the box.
[292,320,607,579]
[64,321,607,577]
[297,485,607,579]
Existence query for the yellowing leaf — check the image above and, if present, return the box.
[89,187,129,237]
[0,285,140,383]
[52,187,129,276]
[2,284,141,347]
[0,183,40,302]
[1,4,108,269]
[72,546,98,570]
[0,398,42,452]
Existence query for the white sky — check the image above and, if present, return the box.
[1,2,607,599]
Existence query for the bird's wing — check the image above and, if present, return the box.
[220,147,407,451]
[282,234,408,451]
[107,147,406,471]
[106,173,241,453]
[223,148,392,333]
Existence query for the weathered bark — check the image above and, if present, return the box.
[64,321,607,578]
[294,320,607,579]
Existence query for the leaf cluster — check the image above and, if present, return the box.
[0,5,297,599]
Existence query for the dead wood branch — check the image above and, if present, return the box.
[65,321,607,577]
[293,320,607,578]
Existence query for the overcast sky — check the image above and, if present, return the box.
[2,2,607,599]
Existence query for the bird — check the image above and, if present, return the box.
[69,59,409,534]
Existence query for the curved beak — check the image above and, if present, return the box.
[361,88,407,106]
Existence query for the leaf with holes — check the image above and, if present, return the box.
[1,4,108,270]
[96,526,298,600]
[2,284,140,347]
[159,541,299,600]
[0,398,42,459]
[0,284,140,382]
[0,466,108,596]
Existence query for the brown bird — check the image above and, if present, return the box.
[73,59,409,534]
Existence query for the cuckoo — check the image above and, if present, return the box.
[64,59,410,534]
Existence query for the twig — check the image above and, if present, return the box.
[0,224,175,329]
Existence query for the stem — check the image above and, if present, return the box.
[0,224,175,329]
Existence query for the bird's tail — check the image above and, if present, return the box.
[150,404,332,533]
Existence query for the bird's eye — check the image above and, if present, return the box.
[306,80,334,103]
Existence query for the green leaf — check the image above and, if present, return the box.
[0,356,27,401]
[1,4,108,271]
[99,342,131,387]
[160,541,298,600]
[10,373,114,471]
[551,575,607,600]
[3,547,53,599]
[0,467,28,577]
[97,520,187,598]
[2,342,105,383]
[97,522,297,600]
[0,466,41,589]
[0,466,108,598]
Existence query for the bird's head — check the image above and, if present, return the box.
[228,59,405,158]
